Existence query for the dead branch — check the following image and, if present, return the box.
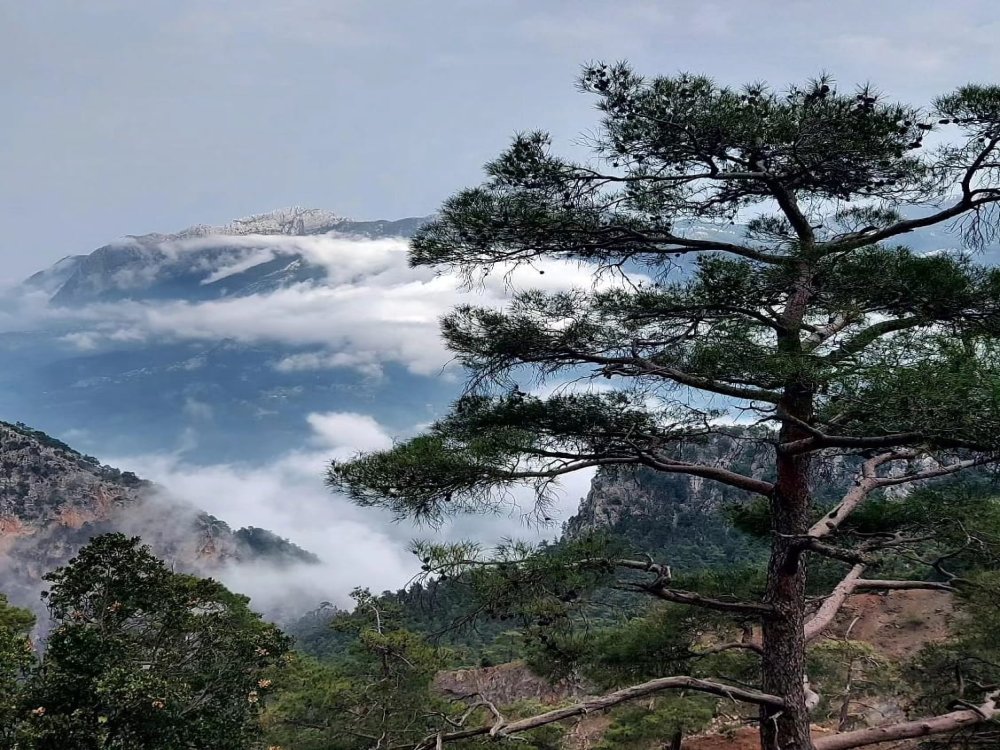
[814,691,999,750]
[414,676,785,749]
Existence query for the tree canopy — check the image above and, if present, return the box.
[10,533,289,750]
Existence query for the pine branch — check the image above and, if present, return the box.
[824,316,928,365]
[632,581,773,616]
[571,350,783,403]
[828,137,1000,254]
[637,451,775,495]
[804,564,866,643]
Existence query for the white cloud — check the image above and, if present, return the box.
[33,234,639,376]
[109,410,593,614]
[273,350,384,377]
[200,247,277,284]
[182,396,214,421]
[59,331,101,350]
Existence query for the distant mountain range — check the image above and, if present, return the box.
[26,208,427,305]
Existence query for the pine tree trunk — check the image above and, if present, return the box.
[760,399,814,750]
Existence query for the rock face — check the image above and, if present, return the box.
[0,420,315,610]
[564,429,952,541]
[0,421,145,540]
[562,430,962,575]
[563,431,776,542]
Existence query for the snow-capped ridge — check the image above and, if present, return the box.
[127,207,348,243]
[26,209,429,305]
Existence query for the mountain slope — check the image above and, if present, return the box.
[0,420,317,614]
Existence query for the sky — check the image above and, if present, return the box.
[5,0,1000,282]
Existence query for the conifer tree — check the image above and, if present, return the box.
[331,65,1000,750]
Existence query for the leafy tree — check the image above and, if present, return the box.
[0,593,35,745]
[331,64,1000,750]
[13,533,289,750]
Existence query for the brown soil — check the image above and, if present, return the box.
[824,589,953,660]
[682,725,836,750]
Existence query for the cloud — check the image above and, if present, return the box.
[200,248,278,284]
[272,350,384,377]
[30,233,639,376]
[182,396,214,421]
[109,410,593,615]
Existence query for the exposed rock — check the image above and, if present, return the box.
[565,430,955,541]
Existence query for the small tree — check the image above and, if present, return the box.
[264,587,450,750]
[15,533,289,749]
[331,65,1000,750]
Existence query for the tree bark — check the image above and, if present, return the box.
[761,387,815,750]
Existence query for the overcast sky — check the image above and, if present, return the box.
[4,0,1000,282]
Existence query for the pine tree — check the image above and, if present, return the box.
[331,66,1000,750]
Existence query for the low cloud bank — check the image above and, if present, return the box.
[6,233,642,378]
[110,411,594,618]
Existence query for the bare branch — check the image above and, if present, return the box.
[636,581,774,616]
[803,313,857,351]
[694,641,764,657]
[805,540,871,566]
[807,451,988,540]
[804,563,956,644]
[874,457,988,488]
[813,691,999,750]
[805,564,866,643]
[807,452,912,539]
[417,676,785,748]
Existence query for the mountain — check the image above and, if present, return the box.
[0,419,317,615]
[0,208,451,463]
[30,208,428,305]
